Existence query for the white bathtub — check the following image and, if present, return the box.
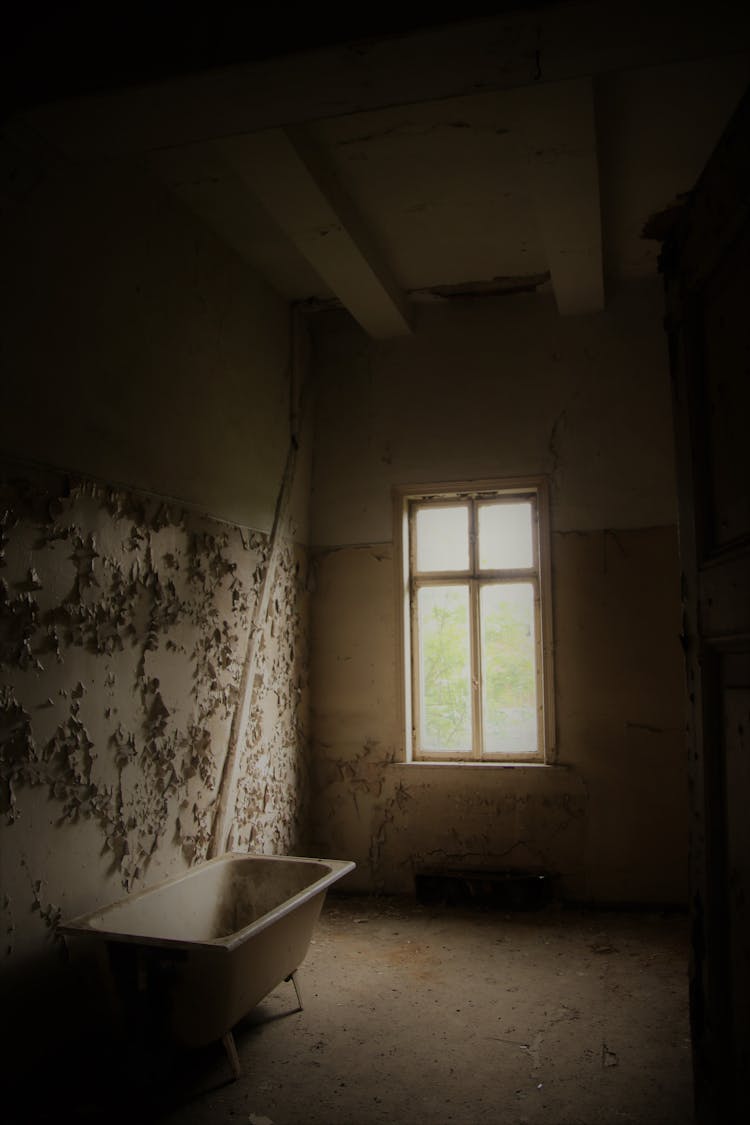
[60,853,354,1063]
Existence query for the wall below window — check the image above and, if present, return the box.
[309,281,687,904]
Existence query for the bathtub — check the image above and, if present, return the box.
[60,853,354,1071]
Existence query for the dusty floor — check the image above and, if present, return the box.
[11,896,692,1124]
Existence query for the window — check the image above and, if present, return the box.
[395,479,554,763]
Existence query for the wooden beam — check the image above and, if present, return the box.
[147,144,330,301]
[220,128,411,338]
[521,77,604,315]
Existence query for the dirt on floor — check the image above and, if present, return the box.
[9,895,693,1124]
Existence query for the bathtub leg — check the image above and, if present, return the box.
[221,1030,242,1081]
[285,969,304,1011]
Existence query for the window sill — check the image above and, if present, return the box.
[393,760,566,769]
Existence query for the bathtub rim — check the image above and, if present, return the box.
[58,852,355,954]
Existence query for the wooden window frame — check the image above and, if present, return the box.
[394,477,555,765]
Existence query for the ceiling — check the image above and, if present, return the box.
[3,1,750,337]
[2,4,539,115]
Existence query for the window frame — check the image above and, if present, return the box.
[394,477,556,765]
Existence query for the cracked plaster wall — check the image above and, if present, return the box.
[0,162,313,1051]
[309,282,688,902]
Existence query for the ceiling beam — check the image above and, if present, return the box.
[16,2,750,158]
[521,77,604,316]
[220,128,411,338]
[148,144,331,301]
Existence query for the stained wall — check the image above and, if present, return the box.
[0,164,311,1050]
[309,281,688,903]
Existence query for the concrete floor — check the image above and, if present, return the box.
[12,895,692,1124]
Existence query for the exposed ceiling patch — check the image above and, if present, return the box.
[411,271,551,300]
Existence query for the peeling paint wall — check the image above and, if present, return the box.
[0,468,310,1005]
[309,281,687,903]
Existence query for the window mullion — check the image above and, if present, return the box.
[532,574,545,761]
[410,575,421,758]
[469,498,477,572]
[468,501,480,759]
[469,578,482,759]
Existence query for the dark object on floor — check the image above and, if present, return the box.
[415,868,558,909]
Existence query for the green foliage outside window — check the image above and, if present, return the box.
[420,589,470,750]
[420,584,536,752]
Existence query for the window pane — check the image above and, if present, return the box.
[417,585,471,752]
[478,502,533,570]
[480,583,538,753]
[415,506,469,572]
